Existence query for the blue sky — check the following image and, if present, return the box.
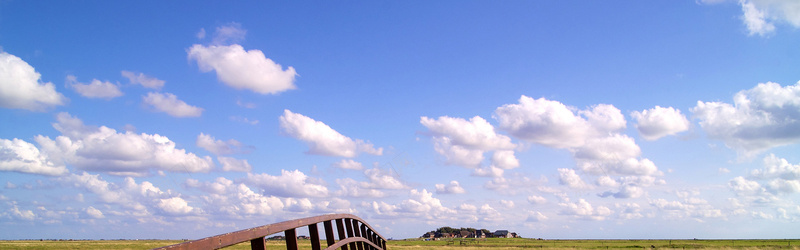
[2,0,800,240]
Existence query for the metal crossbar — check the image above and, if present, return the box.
[153,214,387,250]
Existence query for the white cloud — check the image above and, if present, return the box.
[631,106,689,141]
[693,81,800,157]
[121,71,165,89]
[491,150,520,169]
[143,92,203,118]
[616,203,644,220]
[740,0,776,36]
[421,116,516,151]
[558,199,613,220]
[186,177,284,217]
[332,159,364,170]
[217,156,252,172]
[435,181,466,194]
[196,133,246,155]
[246,169,329,198]
[731,154,800,196]
[558,168,591,189]
[431,137,485,167]
[573,134,661,176]
[0,138,68,176]
[363,168,408,190]
[188,44,296,95]
[526,211,548,222]
[85,206,104,219]
[370,189,455,220]
[421,116,517,169]
[471,165,504,177]
[279,110,382,157]
[66,75,123,99]
[35,113,214,175]
[494,96,624,148]
[0,51,66,111]
[750,154,800,180]
[527,195,547,205]
[157,197,196,215]
[61,172,192,218]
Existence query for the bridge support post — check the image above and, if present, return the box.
[352,219,363,250]
[285,228,298,250]
[345,218,357,250]
[323,220,335,247]
[250,237,265,250]
[309,223,321,250]
[336,218,349,250]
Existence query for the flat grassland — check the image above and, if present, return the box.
[1,238,799,249]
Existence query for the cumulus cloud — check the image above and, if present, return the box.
[435,181,466,194]
[527,195,547,205]
[188,44,296,95]
[371,189,455,220]
[730,154,800,197]
[185,177,284,217]
[246,169,329,198]
[143,92,203,118]
[157,197,196,215]
[739,0,800,36]
[420,116,517,168]
[0,51,66,111]
[494,96,624,148]
[196,133,247,155]
[363,168,408,190]
[573,134,661,176]
[61,172,193,217]
[631,106,689,140]
[35,113,214,175]
[66,75,123,99]
[558,199,613,220]
[121,71,165,89]
[0,138,68,176]
[692,81,800,157]
[279,110,382,157]
[85,206,104,219]
[332,159,364,170]
[493,96,660,179]
[217,156,252,172]
[558,168,591,189]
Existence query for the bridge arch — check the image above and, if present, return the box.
[154,213,387,250]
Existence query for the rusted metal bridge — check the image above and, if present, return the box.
[154,214,386,250]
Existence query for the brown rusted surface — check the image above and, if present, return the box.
[153,214,386,250]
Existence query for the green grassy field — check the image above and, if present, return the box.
[1,238,798,249]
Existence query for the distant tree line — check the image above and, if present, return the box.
[433,227,491,235]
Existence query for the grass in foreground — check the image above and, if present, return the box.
[1,238,799,249]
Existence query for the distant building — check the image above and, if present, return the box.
[493,230,509,238]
